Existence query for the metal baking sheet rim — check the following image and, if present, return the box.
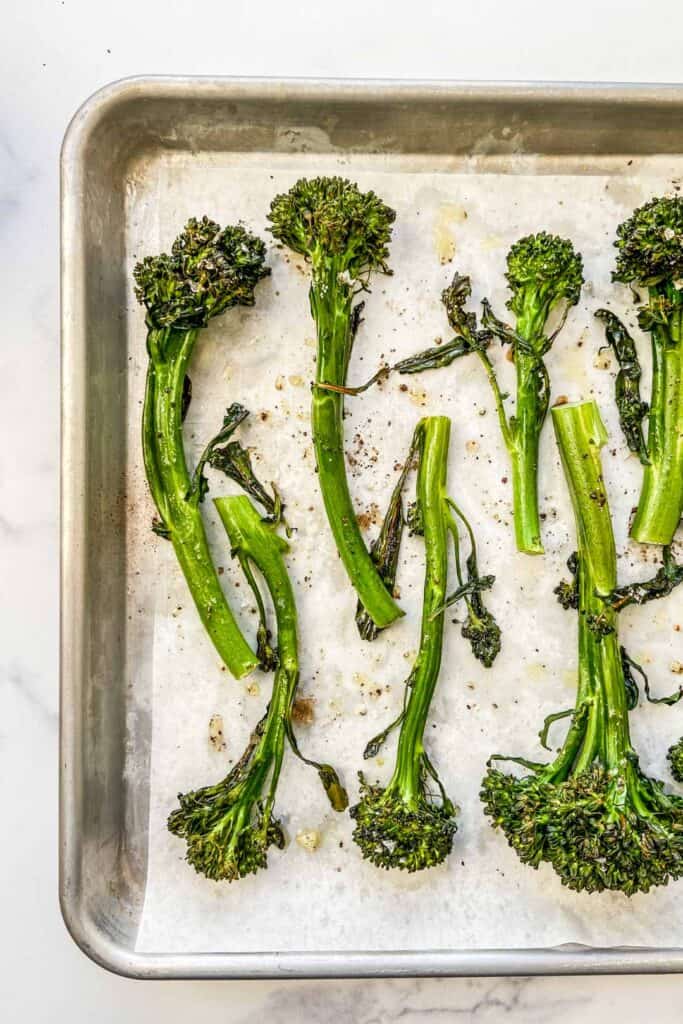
[60,74,683,980]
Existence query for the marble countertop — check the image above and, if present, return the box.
[4,0,683,1019]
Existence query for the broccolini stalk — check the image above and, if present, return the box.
[481,400,683,894]
[350,417,458,872]
[394,237,584,554]
[134,218,270,679]
[268,177,403,631]
[168,496,347,882]
[610,197,683,544]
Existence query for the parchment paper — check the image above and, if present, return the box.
[125,150,683,953]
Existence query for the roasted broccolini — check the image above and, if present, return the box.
[395,235,584,555]
[351,416,500,872]
[168,496,347,881]
[134,218,270,679]
[482,400,683,895]
[268,177,403,632]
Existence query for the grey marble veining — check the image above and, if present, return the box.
[4,0,683,1020]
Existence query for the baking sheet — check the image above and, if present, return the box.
[125,153,683,954]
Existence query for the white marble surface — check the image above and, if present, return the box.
[4,0,683,1019]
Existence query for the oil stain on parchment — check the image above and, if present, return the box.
[433,202,468,264]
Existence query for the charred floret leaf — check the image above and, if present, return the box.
[555,552,579,610]
[210,442,282,522]
[668,738,683,783]
[441,273,493,352]
[190,402,287,529]
[594,310,649,463]
[393,336,479,375]
[190,402,250,503]
[621,647,641,710]
[586,612,615,637]
[406,500,424,536]
[460,592,502,669]
[350,773,457,872]
[151,518,171,540]
[392,273,492,377]
[442,272,478,335]
[181,375,193,421]
[620,646,683,707]
[443,556,500,668]
[443,500,501,668]
[283,719,349,813]
[608,546,683,611]
[268,176,395,279]
[134,218,270,330]
[255,623,278,673]
[361,705,408,760]
[558,545,683,624]
[355,436,422,642]
[356,482,406,642]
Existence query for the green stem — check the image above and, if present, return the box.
[144,327,258,679]
[389,417,450,807]
[214,495,300,816]
[310,263,403,629]
[631,308,683,544]
[552,401,632,775]
[142,360,168,524]
[509,352,545,555]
